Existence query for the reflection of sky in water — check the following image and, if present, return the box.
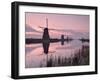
[25,40,89,68]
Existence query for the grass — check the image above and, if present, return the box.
[40,45,89,67]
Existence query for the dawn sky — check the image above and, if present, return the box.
[25,12,89,39]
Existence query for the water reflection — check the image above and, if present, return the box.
[25,40,89,68]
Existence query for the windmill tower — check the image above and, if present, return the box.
[42,18,50,40]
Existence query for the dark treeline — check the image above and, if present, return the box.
[26,38,89,44]
[79,38,89,43]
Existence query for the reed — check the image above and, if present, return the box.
[44,45,89,67]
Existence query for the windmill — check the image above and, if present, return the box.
[38,18,73,46]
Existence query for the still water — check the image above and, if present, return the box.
[25,40,89,68]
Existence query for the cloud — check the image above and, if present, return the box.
[26,24,42,33]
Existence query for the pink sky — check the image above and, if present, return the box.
[25,12,89,39]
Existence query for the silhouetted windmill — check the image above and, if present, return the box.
[38,18,50,55]
[38,18,74,50]
[39,18,51,66]
[38,18,73,42]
